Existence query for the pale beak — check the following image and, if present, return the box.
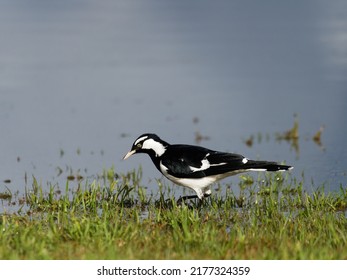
[123,150,136,160]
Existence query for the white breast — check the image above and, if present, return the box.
[159,161,216,197]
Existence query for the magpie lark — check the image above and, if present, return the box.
[123,133,293,203]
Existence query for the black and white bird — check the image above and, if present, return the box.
[123,133,293,203]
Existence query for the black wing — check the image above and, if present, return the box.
[160,145,246,179]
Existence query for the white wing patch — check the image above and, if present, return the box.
[189,153,227,172]
[210,162,228,167]
[189,158,210,172]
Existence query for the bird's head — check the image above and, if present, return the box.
[123,133,169,160]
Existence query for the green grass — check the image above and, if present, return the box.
[0,168,347,259]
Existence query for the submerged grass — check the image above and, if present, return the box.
[1,168,347,259]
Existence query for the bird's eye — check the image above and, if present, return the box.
[136,143,142,148]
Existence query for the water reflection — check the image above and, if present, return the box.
[243,116,326,161]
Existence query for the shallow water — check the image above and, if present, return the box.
[1,0,347,201]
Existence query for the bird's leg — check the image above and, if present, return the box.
[203,192,211,199]
[177,192,211,207]
[197,192,211,208]
[176,195,199,206]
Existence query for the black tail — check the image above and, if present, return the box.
[245,160,293,172]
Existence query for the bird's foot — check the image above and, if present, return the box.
[176,195,198,207]
[176,193,211,208]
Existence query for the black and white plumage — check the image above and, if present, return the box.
[123,133,293,201]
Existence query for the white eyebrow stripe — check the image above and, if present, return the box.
[134,136,148,145]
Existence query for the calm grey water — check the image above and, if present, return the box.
[1,1,347,204]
